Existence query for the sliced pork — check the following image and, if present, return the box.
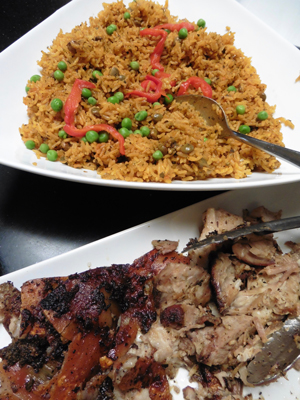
[0,206,299,400]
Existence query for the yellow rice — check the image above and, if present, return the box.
[20,0,291,183]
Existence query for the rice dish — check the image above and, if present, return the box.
[20,0,292,183]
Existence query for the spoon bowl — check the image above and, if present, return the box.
[175,95,300,168]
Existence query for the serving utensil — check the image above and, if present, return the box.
[174,95,300,168]
[182,215,300,252]
[246,317,300,385]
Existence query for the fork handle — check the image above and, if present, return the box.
[232,130,300,168]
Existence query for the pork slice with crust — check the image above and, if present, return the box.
[154,261,211,308]
[189,208,244,269]
[211,253,253,314]
[243,205,282,223]
[232,235,281,267]
[199,208,245,241]
[188,315,255,366]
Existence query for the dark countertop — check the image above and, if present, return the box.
[0,0,222,275]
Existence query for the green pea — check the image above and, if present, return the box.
[58,130,67,139]
[25,86,30,93]
[107,96,120,104]
[153,102,160,107]
[164,94,174,105]
[51,98,63,111]
[121,117,132,130]
[114,92,124,101]
[133,129,142,135]
[236,105,246,115]
[164,29,171,34]
[119,127,130,138]
[257,111,268,121]
[92,70,103,79]
[140,126,150,137]
[124,11,131,19]
[153,150,163,160]
[204,137,208,142]
[30,74,41,82]
[82,88,92,98]
[88,97,97,105]
[39,143,50,153]
[178,28,188,39]
[135,110,148,121]
[47,149,58,161]
[151,69,159,76]
[54,70,64,81]
[81,137,87,143]
[106,24,117,35]
[99,132,109,142]
[227,85,237,92]
[238,125,251,134]
[197,19,206,28]
[57,61,67,71]
[130,61,140,71]
[25,140,35,150]
[86,130,99,143]
[140,27,147,31]
[204,77,211,85]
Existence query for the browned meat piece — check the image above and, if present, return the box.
[232,237,279,266]
[133,247,190,276]
[160,304,184,329]
[188,208,245,270]
[189,315,254,366]
[151,240,179,254]
[199,208,245,241]
[211,253,248,314]
[0,282,21,338]
[243,205,282,223]
[183,386,198,400]
[154,262,211,308]
[117,357,172,400]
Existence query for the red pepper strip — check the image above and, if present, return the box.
[141,79,157,92]
[177,76,213,98]
[153,70,177,87]
[64,79,96,125]
[154,21,195,32]
[153,70,170,79]
[64,123,125,155]
[126,75,166,103]
[145,75,167,96]
[140,28,168,71]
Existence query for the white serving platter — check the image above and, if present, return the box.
[1,182,300,398]
[0,0,299,191]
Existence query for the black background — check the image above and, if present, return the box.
[0,0,222,275]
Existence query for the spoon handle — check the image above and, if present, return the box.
[231,130,300,167]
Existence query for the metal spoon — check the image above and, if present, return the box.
[246,317,300,385]
[174,95,300,168]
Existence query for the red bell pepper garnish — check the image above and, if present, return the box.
[141,79,158,92]
[64,124,125,155]
[64,79,96,125]
[152,70,177,87]
[140,28,168,71]
[126,75,166,103]
[154,21,195,32]
[177,76,213,98]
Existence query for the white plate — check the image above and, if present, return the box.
[0,0,300,191]
[1,182,300,398]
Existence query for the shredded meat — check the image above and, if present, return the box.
[0,206,299,400]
